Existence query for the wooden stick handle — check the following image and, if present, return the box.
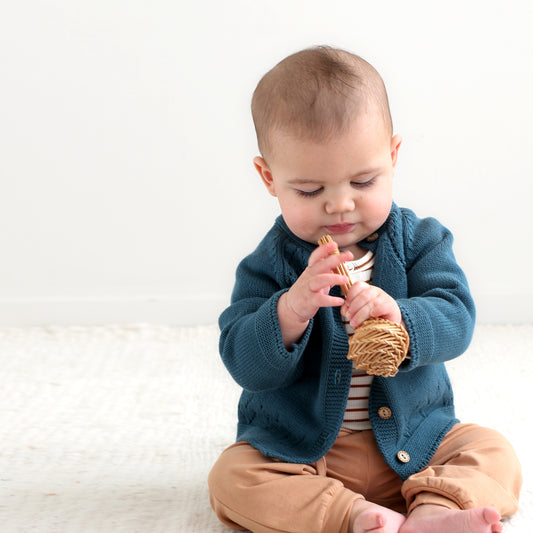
[318,235,352,296]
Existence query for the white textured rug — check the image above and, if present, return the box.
[0,324,531,532]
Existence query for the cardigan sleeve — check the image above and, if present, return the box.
[218,241,313,392]
[396,214,476,370]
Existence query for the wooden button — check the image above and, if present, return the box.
[378,407,392,419]
[397,450,410,463]
[366,232,379,242]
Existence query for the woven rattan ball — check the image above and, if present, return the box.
[348,317,410,377]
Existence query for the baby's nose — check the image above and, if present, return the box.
[325,193,355,214]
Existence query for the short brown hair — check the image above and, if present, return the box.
[251,46,393,158]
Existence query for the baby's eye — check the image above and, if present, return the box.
[296,188,323,198]
[351,178,376,189]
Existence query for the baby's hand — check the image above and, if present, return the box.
[278,241,352,347]
[287,241,353,321]
[341,282,402,329]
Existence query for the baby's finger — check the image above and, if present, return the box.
[309,273,349,293]
[341,283,374,318]
[310,252,354,278]
[345,281,368,300]
[313,293,346,309]
[309,240,339,265]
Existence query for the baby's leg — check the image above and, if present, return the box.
[401,423,521,532]
[208,441,358,532]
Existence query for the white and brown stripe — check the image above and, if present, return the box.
[341,250,375,431]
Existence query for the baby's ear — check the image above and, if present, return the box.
[253,156,277,196]
[390,134,402,168]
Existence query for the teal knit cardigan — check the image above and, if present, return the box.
[219,204,475,480]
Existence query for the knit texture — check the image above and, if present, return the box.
[219,204,476,479]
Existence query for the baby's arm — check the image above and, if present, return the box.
[278,240,352,348]
[219,237,351,391]
[390,212,475,367]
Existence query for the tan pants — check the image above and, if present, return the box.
[208,423,522,533]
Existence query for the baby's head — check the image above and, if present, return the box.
[252,46,393,162]
[252,46,401,256]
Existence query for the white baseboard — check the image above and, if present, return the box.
[0,290,530,327]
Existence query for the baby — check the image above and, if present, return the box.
[208,46,522,533]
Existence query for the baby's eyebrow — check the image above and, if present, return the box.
[349,168,381,179]
[286,178,322,185]
[287,168,381,185]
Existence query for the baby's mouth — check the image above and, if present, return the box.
[324,223,356,234]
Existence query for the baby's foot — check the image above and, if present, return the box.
[400,504,502,533]
[349,499,406,533]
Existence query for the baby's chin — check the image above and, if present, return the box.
[319,231,362,248]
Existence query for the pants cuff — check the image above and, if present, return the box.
[322,487,362,533]
[408,491,462,513]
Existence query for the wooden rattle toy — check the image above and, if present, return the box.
[318,235,410,377]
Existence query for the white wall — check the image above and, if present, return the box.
[1,0,532,326]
